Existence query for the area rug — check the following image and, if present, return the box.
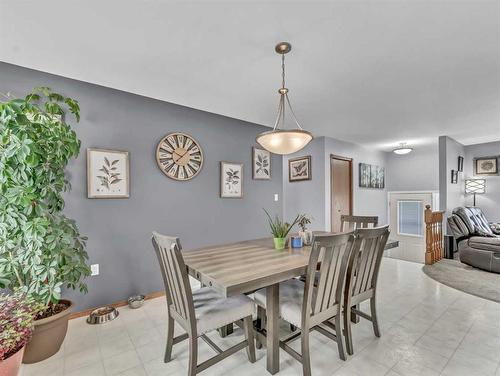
[422,259,500,303]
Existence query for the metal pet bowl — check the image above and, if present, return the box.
[86,306,119,324]
[127,295,145,309]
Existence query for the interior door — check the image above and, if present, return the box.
[388,192,433,263]
[331,156,352,232]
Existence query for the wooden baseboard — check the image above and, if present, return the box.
[69,291,165,320]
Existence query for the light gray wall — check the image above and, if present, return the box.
[464,141,500,221]
[323,137,388,228]
[0,62,283,311]
[385,142,439,192]
[282,138,326,230]
[438,136,465,218]
[283,136,388,232]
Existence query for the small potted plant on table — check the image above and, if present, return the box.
[0,292,43,376]
[298,215,313,246]
[0,88,90,363]
[264,209,301,250]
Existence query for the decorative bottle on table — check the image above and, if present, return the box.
[298,215,313,246]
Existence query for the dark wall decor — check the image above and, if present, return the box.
[458,156,464,172]
[451,170,458,184]
[359,163,385,189]
[475,157,498,175]
[288,156,312,182]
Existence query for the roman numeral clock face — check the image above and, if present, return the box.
[156,133,204,181]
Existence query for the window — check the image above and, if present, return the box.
[397,200,423,237]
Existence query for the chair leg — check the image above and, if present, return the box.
[301,329,312,376]
[370,297,381,337]
[164,315,174,363]
[344,306,354,356]
[243,316,256,363]
[334,314,347,361]
[188,335,198,376]
[256,305,266,349]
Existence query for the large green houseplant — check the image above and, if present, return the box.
[0,87,90,362]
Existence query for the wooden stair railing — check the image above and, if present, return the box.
[424,205,445,265]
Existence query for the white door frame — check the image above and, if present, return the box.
[387,190,439,225]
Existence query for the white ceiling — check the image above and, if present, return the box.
[1,0,500,150]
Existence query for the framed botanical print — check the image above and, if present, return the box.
[252,147,271,180]
[475,157,498,175]
[87,148,130,198]
[288,156,311,182]
[220,162,243,198]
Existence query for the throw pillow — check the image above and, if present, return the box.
[473,226,496,237]
[490,223,500,235]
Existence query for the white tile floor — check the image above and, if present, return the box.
[21,257,500,376]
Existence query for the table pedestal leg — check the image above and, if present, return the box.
[266,283,279,374]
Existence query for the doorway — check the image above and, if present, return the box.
[387,192,435,263]
[330,155,353,232]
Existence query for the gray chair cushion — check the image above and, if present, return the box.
[469,236,500,252]
[254,278,310,327]
[191,287,254,335]
[453,207,493,236]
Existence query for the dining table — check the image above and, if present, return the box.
[183,236,399,374]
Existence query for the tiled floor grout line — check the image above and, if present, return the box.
[435,299,480,376]
[386,295,458,375]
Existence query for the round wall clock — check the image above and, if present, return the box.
[156,132,204,181]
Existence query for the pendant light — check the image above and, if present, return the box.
[392,142,413,155]
[256,42,313,155]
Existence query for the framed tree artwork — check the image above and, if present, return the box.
[289,156,312,182]
[359,163,385,189]
[87,148,130,198]
[252,147,271,180]
[220,161,243,198]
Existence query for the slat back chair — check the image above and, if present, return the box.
[152,232,256,376]
[340,215,378,232]
[265,233,356,376]
[343,225,389,355]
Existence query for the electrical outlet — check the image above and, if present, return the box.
[90,264,99,276]
[274,193,279,202]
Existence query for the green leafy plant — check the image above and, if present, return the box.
[298,214,312,232]
[0,87,90,310]
[264,209,301,239]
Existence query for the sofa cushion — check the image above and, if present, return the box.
[469,236,500,252]
[453,207,493,236]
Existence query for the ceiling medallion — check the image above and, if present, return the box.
[256,42,313,155]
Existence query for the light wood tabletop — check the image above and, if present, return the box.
[183,236,398,374]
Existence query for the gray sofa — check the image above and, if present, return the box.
[447,207,500,273]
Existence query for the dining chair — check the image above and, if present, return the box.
[151,232,256,376]
[254,233,356,376]
[343,225,389,356]
[340,215,378,232]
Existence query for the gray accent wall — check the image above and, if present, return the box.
[465,141,500,221]
[0,62,283,311]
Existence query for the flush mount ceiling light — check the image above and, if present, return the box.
[392,143,413,155]
[256,42,313,155]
